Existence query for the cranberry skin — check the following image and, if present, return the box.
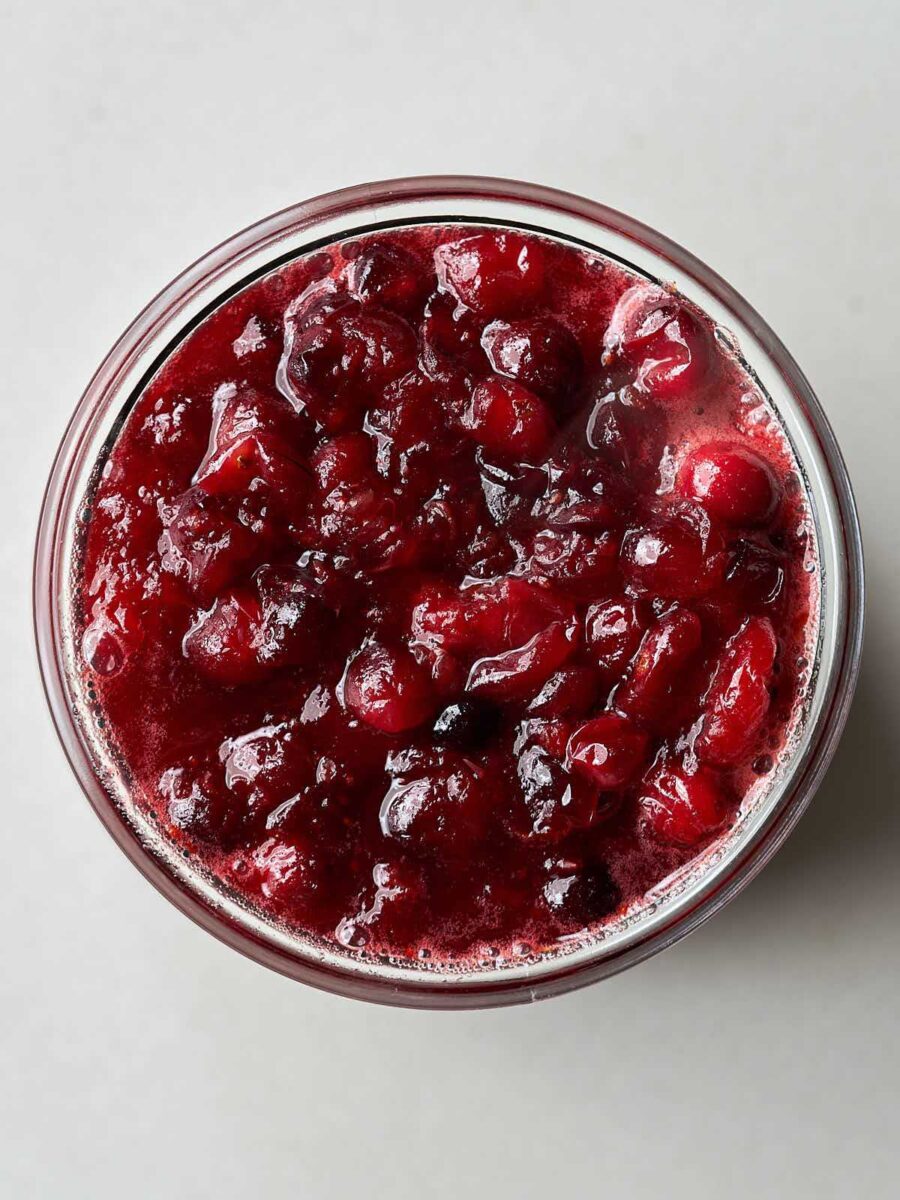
[527,665,602,718]
[603,284,712,399]
[420,290,487,379]
[464,377,555,462]
[511,744,598,840]
[159,488,263,604]
[678,443,779,526]
[344,643,437,734]
[621,504,727,599]
[380,753,493,855]
[566,713,649,789]
[435,231,547,318]
[466,620,578,702]
[696,617,777,766]
[639,763,727,847]
[182,589,266,685]
[615,607,703,727]
[481,317,582,404]
[585,598,650,675]
[347,241,429,315]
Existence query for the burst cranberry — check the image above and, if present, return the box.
[463,377,554,461]
[524,528,619,595]
[159,488,264,603]
[566,713,649,789]
[432,698,501,748]
[585,598,650,676]
[616,607,703,727]
[435,231,546,317]
[182,588,265,685]
[336,860,427,950]
[282,304,417,431]
[603,284,712,399]
[509,743,598,840]
[621,503,727,598]
[344,642,437,733]
[721,538,786,612]
[254,564,334,669]
[586,389,663,475]
[531,454,632,530]
[481,316,582,403]
[348,241,429,314]
[312,431,375,490]
[639,763,727,847]
[420,290,487,380]
[527,665,602,718]
[540,857,621,925]
[245,834,322,915]
[678,442,779,526]
[205,384,312,458]
[158,764,235,844]
[466,619,578,702]
[696,617,777,765]
[380,750,494,855]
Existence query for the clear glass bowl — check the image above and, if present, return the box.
[34,176,864,1008]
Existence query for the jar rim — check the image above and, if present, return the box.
[34,176,865,1009]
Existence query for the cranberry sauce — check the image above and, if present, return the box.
[76,225,816,965]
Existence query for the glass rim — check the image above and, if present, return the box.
[34,175,865,1009]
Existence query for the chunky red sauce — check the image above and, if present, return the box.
[76,225,816,964]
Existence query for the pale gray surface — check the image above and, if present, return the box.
[2,2,898,1197]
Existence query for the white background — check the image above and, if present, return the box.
[2,2,899,1197]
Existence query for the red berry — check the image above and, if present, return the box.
[720,538,786,612]
[566,713,650,789]
[246,834,322,915]
[466,620,578,702]
[254,564,334,670]
[336,859,427,951]
[481,316,581,404]
[585,597,650,676]
[348,241,429,314]
[678,443,779,526]
[344,643,437,733]
[182,589,266,685]
[604,284,712,399]
[464,377,554,462]
[510,743,598,840]
[524,528,620,596]
[158,764,236,845]
[639,763,727,846]
[380,750,494,855]
[527,665,602,718]
[540,856,621,925]
[696,617,777,765]
[159,487,264,604]
[420,290,488,380]
[615,607,703,727]
[586,389,663,475]
[621,504,726,598]
[312,432,376,491]
[435,231,547,317]
[531,454,633,531]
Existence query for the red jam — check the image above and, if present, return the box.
[76,225,816,964]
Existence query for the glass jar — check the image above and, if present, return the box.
[34,176,864,1008]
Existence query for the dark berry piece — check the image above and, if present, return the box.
[432,699,501,748]
[541,857,621,925]
[348,241,429,314]
[510,744,597,840]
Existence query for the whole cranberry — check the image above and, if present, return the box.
[344,642,437,734]
[566,713,650,789]
[620,504,727,599]
[481,316,582,404]
[639,763,728,847]
[435,231,547,317]
[603,284,712,399]
[720,538,786,612]
[524,528,620,596]
[585,597,650,676]
[463,377,555,462]
[312,432,376,491]
[696,617,777,765]
[182,589,266,685]
[678,442,779,526]
[615,607,703,727]
[348,241,430,314]
[246,834,324,917]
